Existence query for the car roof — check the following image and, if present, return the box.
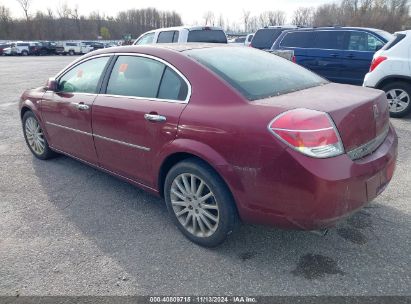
[279,26,384,32]
[145,25,224,34]
[92,43,227,55]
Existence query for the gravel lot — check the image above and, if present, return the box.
[0,56,410,297]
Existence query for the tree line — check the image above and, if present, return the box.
[0,0,410,41]
[206,0,410,33]
[0,3,182,41]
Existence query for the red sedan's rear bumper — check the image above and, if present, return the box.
[233,124,398,230]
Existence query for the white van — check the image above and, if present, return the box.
[133,26,227,45]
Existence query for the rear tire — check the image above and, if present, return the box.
[21,50,28,56]
[382,81,411,118]
[164,158,238,247]
[22,111,57,160]
[68,50,75,56]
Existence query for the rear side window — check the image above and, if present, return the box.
[186,47,327,101]
[314,31,346,50]
[157,31,176,43]
[187,30,227,43]
[280,31,314,48]
[251,29,284,49]
[247,35,253,42]
[157,67,188,101]
[107,56,165,98]
[58,57,110,94]
[381,33,406,51]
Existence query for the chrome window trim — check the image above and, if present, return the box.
[45,121,151,152]
[347,124,390,160]
[54,53,113,80]
[105,52,192,103]
[278,29,385,52]
[54,52,192,103]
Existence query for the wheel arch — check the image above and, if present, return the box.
[376,75,411,89]
[156,139,244,202]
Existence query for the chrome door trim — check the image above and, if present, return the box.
[93,134,151,151]
[46,122,92,136]
[45,121,151,152]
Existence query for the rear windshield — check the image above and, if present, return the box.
[381,33,406,50]
[187,30,227,43]
[186,47,327,101]
[251,28,284,49]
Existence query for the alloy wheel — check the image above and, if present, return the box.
[25,117,45,155]
[386,89,410,113]
[170,173,219,238]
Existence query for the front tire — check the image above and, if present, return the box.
[164,158,238,247]
[68,50,75,56]
[22,111,56,160]
[382,81,411,118]
[21,50,28,56]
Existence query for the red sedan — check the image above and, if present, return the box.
[19,45,398,247]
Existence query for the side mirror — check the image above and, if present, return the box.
[46,78,58,91]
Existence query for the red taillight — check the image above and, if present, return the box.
[292,55,296,63]
[370,56,387,72]
[268,109,344,158]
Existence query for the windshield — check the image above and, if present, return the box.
[186,47,327,101]
[251,28,284,49]
[187,30,227,43]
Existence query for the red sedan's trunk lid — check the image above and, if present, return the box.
[254,83,390,153]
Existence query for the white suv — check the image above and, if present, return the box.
[3,42,30,56]
[133,26,227,45]
[363,30,411,117]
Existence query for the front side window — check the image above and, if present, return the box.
[58,57,110,93]
[314,31,346,50]
[251,29,284,49]
[106,56,165,98]
[186,47,327,100]
[135,33,155,45]
[348,31,384,52]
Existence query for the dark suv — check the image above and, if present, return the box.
[251,26,298,50]
[271,27,393,85]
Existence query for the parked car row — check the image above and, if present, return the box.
[1,40,118,56]
[245,26,411,117]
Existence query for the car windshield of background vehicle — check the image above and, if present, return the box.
[187,30,227,43]
[136,32,155,45]
[186,47,327,101]
[252,29,283,49]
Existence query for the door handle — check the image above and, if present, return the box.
[330,53,339,57]
[73,102,89,111]
[347,54,355,59]
[144,113,167,122]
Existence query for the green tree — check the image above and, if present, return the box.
[100,26,111,39]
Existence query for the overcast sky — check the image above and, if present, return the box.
[2,0,333,24]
